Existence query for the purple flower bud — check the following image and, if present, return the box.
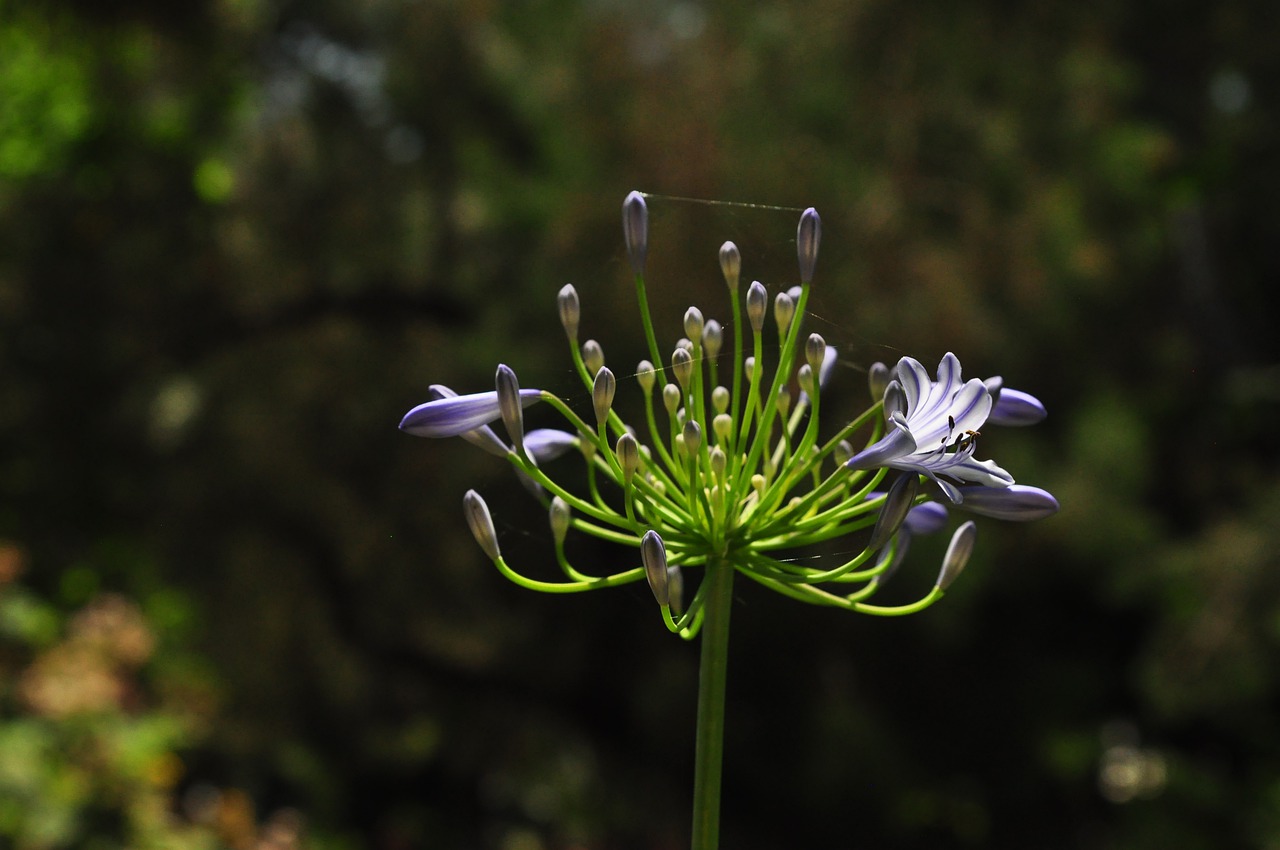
[593,366,617,426]
[496,364,525,455]
[797,207,821,284]
[640,529,669,606]
[903,501,949,535]
[988,387,1048,426]
[616,432,640,482]
[953,484,1059,521]
[557,284,580,342]
[525,428,578,463]
[719,241,741,292]
[400,386,541,439]
[746,281,767,332]
[623,191,648,275]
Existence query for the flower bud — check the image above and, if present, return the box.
[744,356,756,383]
[702,319,723,360]
[616,432,640,482]
[662,383,681,416]
[463,489,501,560]
[719,241,741,293]
[582,339,604,377]
[868,362,890,402]
[582,370,610,430]
[797,207,821,284]
[711,385,730,414]
[682,419,702,454]
[637,360,656,395]
[797,364,815,398]
[746,281,767,332]
[495,364,525,455]
[710,445,727,478]
[805,333,827,373]
[936,521,977,590]
[549,496,571,547]
[713,413,733,443]
[623,190,648,275]
[684,306,704,342]
[640,530,669,606]
[671,346,694,390]
[774,292,795,337]
[557,284,580,342]
[869,474,920,551]
[775,386,791,417]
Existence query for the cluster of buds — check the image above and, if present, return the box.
[400,192,1057,637]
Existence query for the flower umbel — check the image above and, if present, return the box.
[399,193,1058,631]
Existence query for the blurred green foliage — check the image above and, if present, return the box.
[1,0,1278,848]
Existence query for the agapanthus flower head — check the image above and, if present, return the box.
[399,191,1058,637]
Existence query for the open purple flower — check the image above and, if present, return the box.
[846,353,1013,502]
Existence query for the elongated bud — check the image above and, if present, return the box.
[592,367,616,425]
[671,346,694,390]
[702,319,723,360]
[936,521,977,590]
[557,284,580,342]
[684,306,704,342]
[666,565,684,615]
[709,445,727,477]
[797,364,815,397]
[797,207,821,284]
[623,191,648,275]
[711,385,730,414]
[616,432,640,482]
[463,490,501,560]
[496,364,525,455]
[636,360,656,395]
[869,474,921,550]
[746,281,767,332]
[713,413,733,442]
[682,419,702,454]
[776,386,791,417]
[640,530,669,606]
[774,292,795,337]
[719,241,741,292]
[868,362,890,402]
[549,496,571,546]
[744,356,756,383]
[582,339,604,377]
[662,383,681,416]
[805,333,827,373]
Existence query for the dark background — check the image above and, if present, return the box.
[2,1,1279,848]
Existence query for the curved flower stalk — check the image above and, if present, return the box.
[397,191,1058,850]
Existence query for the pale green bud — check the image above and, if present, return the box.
[671,346,694,390]
[713,413,733,443]
[549,497,571,547]
[662,383,681,416]
[711,385,730,414]
[682,419,702,454]
[702,320,723,360]
[684,306,704,342]
[616,432,640,482]
[583,339,605,377]
[557,284,580,342]
[637,360,656,395]
[719,241,741,293]
[805,333,826,373]
[774,292,795,337]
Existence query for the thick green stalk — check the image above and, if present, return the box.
[691,556,735,850]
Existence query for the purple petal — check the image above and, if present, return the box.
[525,428,578,463]
[988,388,1047,426]
[400,388,542,438]
[903,501,949,535]
[952,484,1059,521]
[896,357,929,414]
[845,418,917,470]
[428,385,508,456]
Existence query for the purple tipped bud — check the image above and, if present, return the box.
[623,191,649,275]
[616,432,640,482]
[525,428,578,463]
[671,346,694,390]
[592,367,616,426]
[904,501,949,535]
[805,333,827,373]
[797,207,821,284]
[682,419,702,453]
[746,281,767,332]
[869,474,921,550]
[719,241,741,292]
[684,306,704,341]
[868,361,890,402]
[988,386,1048,427]
[702,320,723,360]
[640,530,669,606]
[954,484,1059,521]
[636,360,656,395]
[558,284,580,341]
[936,521,977,590]
[463,490,501,560]
[495,364,525,455]
[549,496,571,546]
[774,292,795,336]
[582,339,604,377]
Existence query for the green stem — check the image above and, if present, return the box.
[691,556,735,850]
